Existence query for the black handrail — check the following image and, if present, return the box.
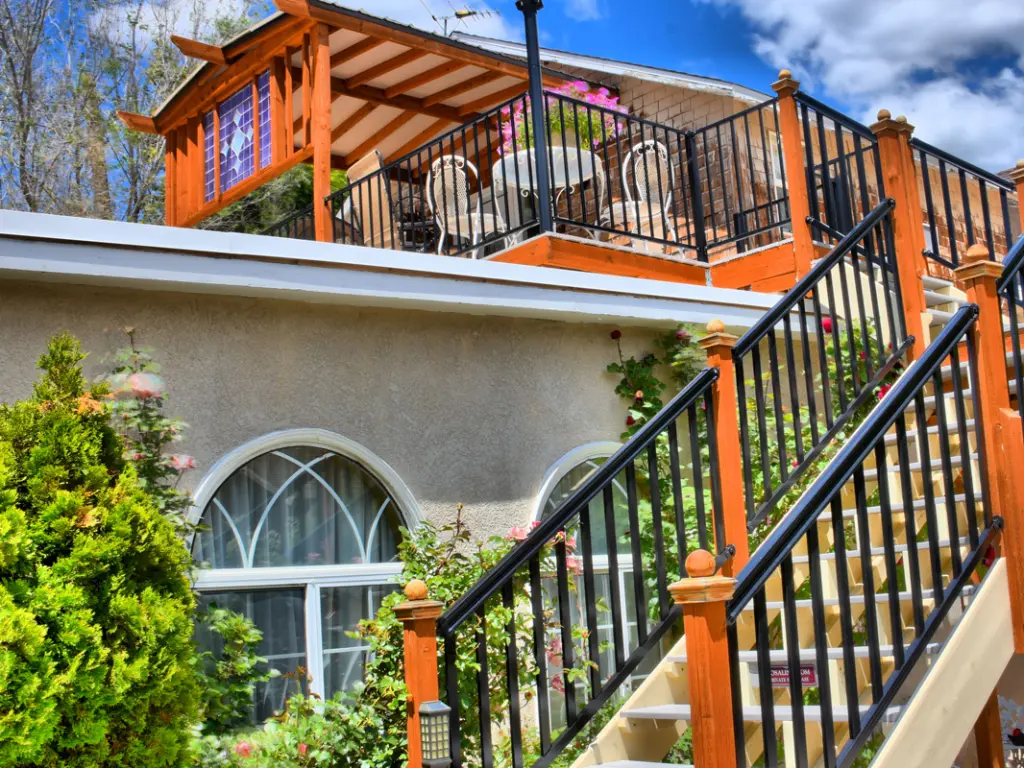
[439,365,719,633]
[728,302,980,619]
[911,137,1015,192]
[793,91,876,140]
[998,231,1024,294]
[733,199,895,359]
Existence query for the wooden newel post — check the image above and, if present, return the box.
[954,244,1024,652]
[395,579,445,768]
[1009,161,1024,234]
[670,549,738,768]
[871,110,928,362]
[771,70,815,280]
[700,320,750,574]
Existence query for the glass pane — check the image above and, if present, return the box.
[196,588,307,722]
[540,457,630,556]
[192,446,404,569]
[320,584,398,699]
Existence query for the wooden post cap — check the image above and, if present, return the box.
[669,549,737,605]
[1009,160,1024,183]
[699,319,738,350]
[686,549,716,577]
[771,68,799,96]
[404,579,428,601]
[954,243,1003,282]
[871,109,914,136]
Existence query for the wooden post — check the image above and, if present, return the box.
[395,579,444,768]
[251,77,261,171]
[164,132,177,226]
[974,690,1007,768]
[871,109,928,361]
[669,550,738,768]
[954,243,1024,651]
[301,33,313,149]
[771,70,815,280]
[1009,160,1024,234]
[285,46,296,156]
[311,22,333,243]
[270,56,287,164]
[176,124,188,221]
[700,320,749,574]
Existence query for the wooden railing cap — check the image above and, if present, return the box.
[699,319,738,350]
[954,244,1003,282]
[670,550,736,604]
[1007,160,1024,183]
[771,68,800,97]
[870,109,914,137]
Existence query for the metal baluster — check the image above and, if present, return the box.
[687,405,708,552]
[555,537,577,722]
[931,369,963,577]
[767,333,790,478]
[603,484,626,669]
[812,286,836,426]
[806,523,837,767]
[829,495,862,736]
[625,461,647,645]
[781,554,809,768]
[727,623,748,768]
[873,441,905,668]
[913,390,945,603]
[705,389,727,551]
[980,179,995,256]
[959,168,975,247]
[579,504,602,693]
[852,466,884,702]
[529,554,552,752]
[949,342,978,549]
[894,413,926,633]
[799,295,821,446]
[735,360,756,520]
[647,443,669,618]
[751,344,774,501]
[919,149,940,259]
[476,604,494,768]
[824,271,849,411]
[783,315,805,463]
[503,581,524,768]
[965,329,993,527]
[444,628,462,767]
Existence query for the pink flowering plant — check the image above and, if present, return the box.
[106,328,196,532]
[500,80,627,155]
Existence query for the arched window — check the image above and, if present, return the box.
[189,430,419,722]
[534,442,661,729]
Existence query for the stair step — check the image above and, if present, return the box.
[597,762,693,768]
[923,289,966,309]
[624,703,903,725]
[819,492,977,521]
[862,452,976,482]
[741,585,976,614]
[882,419,975,446]
[791,537,969,563]
[929,308,956,326]
[922,275,955,291]
[667,642,941,665]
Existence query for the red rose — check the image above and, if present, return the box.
[610,329,622,340]
[626,415,636,426]
[984,547,996,567]
[821,317,833,334]
[877,383,892,399]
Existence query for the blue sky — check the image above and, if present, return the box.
[364,0,1024,169]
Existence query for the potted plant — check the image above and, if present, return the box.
[499,80,626,154]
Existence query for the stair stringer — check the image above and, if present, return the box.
[870,558,1013,768]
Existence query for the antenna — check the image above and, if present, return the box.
[428,5,500,36]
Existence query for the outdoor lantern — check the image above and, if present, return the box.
[419,700,452,768]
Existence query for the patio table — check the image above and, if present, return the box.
[491,146,605,236]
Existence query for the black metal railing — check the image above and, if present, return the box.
[727,303,1000,768]
[796,93,885,240]
[691,98,791,256]
[435,368,732,768]
[913,138,1020,269]
[999,233,1024,422]
[261,204,316,241]
[733,200,910,531]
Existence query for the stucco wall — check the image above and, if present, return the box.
[0,279,660,542]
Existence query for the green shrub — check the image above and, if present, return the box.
[0,333,200,766]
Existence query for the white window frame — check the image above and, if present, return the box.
[188,428,421,702]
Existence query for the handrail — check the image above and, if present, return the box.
[998,232,1024,294]
[732,198,895,358]
[793,91,876,140]
[438,365,719,634]
[911,137,1015,192]
[727,302,980,621]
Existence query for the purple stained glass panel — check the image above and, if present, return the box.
[200,70,273,198]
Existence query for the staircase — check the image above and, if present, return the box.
[420,205,1024,768]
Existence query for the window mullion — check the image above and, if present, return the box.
[306,582,325,700]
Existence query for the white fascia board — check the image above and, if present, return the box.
[451,33,769,105]
[0,210,780,329]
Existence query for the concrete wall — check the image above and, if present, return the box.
[0,279,661,542]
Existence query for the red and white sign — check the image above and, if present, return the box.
[769,663,817,688]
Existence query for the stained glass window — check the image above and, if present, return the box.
[203,70,272,202]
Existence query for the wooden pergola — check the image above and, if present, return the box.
[119,1,570,241]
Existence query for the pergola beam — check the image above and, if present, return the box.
[457,82,527,117]
[331,102,377,143]
[330,35,385,67]
[384,118,451,163]
[384,60,467,99]
[345,110,418,165]
[422,70,503,108]
[345,48,428,89]
[171,35,229,65]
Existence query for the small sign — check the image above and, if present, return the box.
[769,663,817,688]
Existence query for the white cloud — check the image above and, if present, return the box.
[704,0,1024,170]
[338,0,522,41]
[565,0,603,22]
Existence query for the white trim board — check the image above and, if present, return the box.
[0,211,780,329]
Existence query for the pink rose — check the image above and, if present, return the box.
[508,525,529,541]
[566,555,584,576]
[298,743,308,755]
[551,674,565,693]
[169,454,196,471]
[564,535,577,551]
[546,637,563,666]
[234,740,253,757]
[128,372,166,399]
[530,520,542,531]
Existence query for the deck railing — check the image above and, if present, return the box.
[912,138,1020,269]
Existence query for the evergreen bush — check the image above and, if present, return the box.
[0,333,199,766]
